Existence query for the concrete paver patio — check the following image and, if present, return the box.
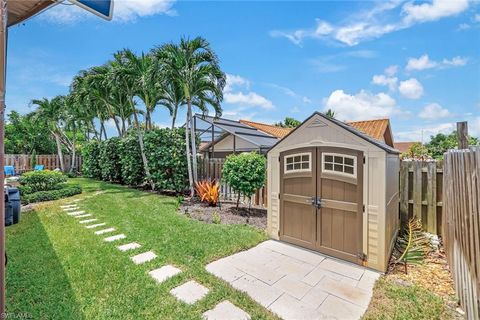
[206,240,379,320]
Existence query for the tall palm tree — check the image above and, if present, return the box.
[31,96,67,171]
[155,37,226,196]
[157,81,185,129]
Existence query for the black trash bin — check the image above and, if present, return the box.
[4,188,13,226]
[8,187,21,224]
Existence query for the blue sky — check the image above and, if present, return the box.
[6,0,480,142]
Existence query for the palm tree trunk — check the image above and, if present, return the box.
[112,116,122,137]
[188,100,198,183]
[185,107,194,197]
[70,129,77,173]
[171,105,178,130]
[101,121,108,140]
[146,110,151,131]
[54,131,65,171]
[133,112,154,190]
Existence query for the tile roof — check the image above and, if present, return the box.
[346,119,390,142]
[394,142,419,153]
[239,120,293,138]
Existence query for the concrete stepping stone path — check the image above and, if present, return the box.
[202,301,251,320]
[149,265,181,284]
[67,211,85,216]
[94,228,115,235]
[130,251,157,265]
[104,234,126,242]
[74,214,92,219]
[85,223,106,229]
[117,242,141,252]
[61,204,77,208]
[79,219,97,224]
[63,207,79,211]
[170,280,209,305]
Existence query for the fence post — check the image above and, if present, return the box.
[399,161,409,225]
[426,161,437,234]
[412,161,422,219]
[457,121,468,150]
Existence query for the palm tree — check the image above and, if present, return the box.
[155,37,226,196]
[325,109,336,118]
[157,81,185,129]
[31,96,67,171]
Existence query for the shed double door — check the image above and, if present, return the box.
[279,147,363,264]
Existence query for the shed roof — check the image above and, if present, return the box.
[7,0,55,27]
[239,119,292,138]
[268,112,400,154]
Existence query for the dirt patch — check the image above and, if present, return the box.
[179,200,267,230]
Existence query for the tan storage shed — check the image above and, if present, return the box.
[267,112,400,272]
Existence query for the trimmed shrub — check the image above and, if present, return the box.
[144,128,188,192]
[18,170,67,193]
[99,137,123,183]
[119,134,145,186]
[22,185,82,205]
[82,141,102,179]
[222,152,266,207]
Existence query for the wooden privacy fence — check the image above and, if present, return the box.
[4,154,82,173]
[198,157,267,207]
[399,160,443,235]
[443,147,479,319]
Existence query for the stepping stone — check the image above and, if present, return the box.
[94,228,115,235]
[203,301,250,320]
[149,265,181,284]
[73,199,82,202]
[79,219,97,224]
[67,211,85,216]
[85,223,106,229]
[104,234,126,242]
[117,242,141,252]
[170,280,209,304]
[74,214,92,219]
[131,251,157,265]
[60,205,77,208]
[63,207,79,211]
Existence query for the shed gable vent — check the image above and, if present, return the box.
[307,118,328,128]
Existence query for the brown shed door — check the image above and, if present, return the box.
[280,147,363,264]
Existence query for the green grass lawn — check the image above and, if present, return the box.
[6,178,275,319]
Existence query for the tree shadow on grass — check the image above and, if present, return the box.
[6,212,85,319]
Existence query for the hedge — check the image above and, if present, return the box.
[82,140,102,179]
[99,137,123,183]
[82,128,189,193]
[119,134,145,186]
[22,185,82,205]
[144,128,188,192]
[18,170,67,194]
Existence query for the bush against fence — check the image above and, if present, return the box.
[82,128,189,193]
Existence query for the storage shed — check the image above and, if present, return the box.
[267,112,400,272]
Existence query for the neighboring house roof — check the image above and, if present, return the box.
[239,120,293,138]
[268,112,400,154]
[394,142,419,153]
[7,0,56,27]
[347,119,389,141]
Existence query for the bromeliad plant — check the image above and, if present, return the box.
[195,180,220,206]
[394,218,431,274]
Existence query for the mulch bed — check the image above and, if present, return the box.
[178,199,267,230]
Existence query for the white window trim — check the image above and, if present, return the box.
[284,152,311,173]
[322,152,357,178]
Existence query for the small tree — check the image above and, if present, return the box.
[401,142,429,160]
[222,152,266,209]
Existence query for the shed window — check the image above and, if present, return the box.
[322,153,356,177]
[285,153,311,173]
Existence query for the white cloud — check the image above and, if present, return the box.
[396,122,455,142]
[224,74,250,93]
[224,74,274,109]
[470,117,480,138]
[385,65,399,77]
[323,89,404,121]
[406,54,437,71]
[267,83,311,104]
[270,0,469,46]
[399,78,424,99]
[406,54,468,71]
[372,74,398,91]
[41,0,176,23]
[224,92,274,109]
[403,0,469,24]
[442,56,468,66]
[303,96,312,104]
[419,103,451,120]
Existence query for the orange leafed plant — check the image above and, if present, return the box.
[195,180,220,206]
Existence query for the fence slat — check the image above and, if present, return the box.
[426,162,437,234]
